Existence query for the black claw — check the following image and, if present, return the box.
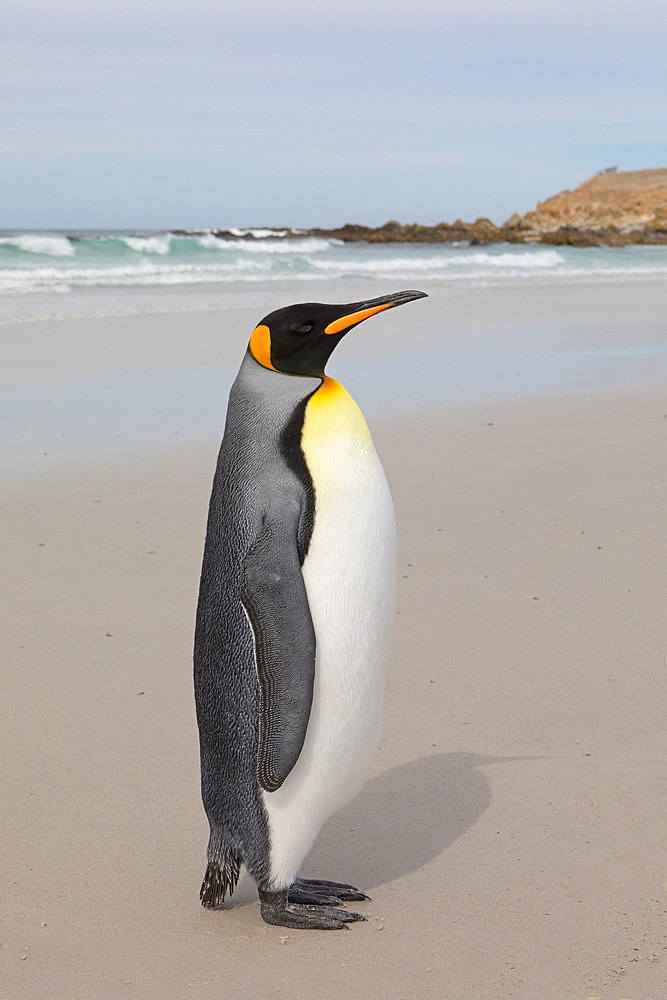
[259,887,366,930]
[288,886,344,906]
[336,910,366,923]
[297,877,359,891]
[292,877,369,903]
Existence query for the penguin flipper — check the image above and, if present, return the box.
[241,502,316,793]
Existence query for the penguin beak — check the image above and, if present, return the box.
[324,289,428,336]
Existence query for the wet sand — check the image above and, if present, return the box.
[1,290,666,998]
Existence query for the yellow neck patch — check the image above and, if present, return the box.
[248,324,277,371]
[302,376,373,447]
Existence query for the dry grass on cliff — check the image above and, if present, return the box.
[521,168,667,233]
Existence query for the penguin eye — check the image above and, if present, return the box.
[294,322,314,336]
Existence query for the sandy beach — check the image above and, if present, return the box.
[1,285,665,999]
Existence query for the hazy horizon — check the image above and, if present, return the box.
[4,165,667,235]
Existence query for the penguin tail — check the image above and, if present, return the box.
[200,832,241,909]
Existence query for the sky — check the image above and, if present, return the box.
[2,1,666,229]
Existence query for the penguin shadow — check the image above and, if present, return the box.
[305,751,529,890]
[226,751,537,906]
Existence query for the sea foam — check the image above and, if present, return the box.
[121,234,173,255]
[228,228,288,238]
[0,234,75,257]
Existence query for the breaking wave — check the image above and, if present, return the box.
[2,229,667,320]
[120,234,173,255]
[0,233,75,257]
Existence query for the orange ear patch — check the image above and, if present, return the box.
[248,325,277,371]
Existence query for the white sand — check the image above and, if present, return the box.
[1,287,665,998]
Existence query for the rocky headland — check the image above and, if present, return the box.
[306,169,667,246]
[174,169,667,247]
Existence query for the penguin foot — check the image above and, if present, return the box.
[289,878,369,905]
[259,887,366,930]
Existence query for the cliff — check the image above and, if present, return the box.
[507,168,667,244]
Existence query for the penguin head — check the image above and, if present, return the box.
[248,289,427,377]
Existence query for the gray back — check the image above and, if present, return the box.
[194,351,320,881]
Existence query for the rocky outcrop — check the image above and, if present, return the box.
[308,170,667,246]
[307,218,502,245]
[172,170,667,246]
[510,169,667,236]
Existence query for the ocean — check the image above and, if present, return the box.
[2,228,667,323]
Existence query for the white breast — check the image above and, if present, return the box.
[261,378,396,889]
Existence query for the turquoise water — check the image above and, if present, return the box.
[2,229,667,322]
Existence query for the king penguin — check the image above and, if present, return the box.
[194,288,427,929]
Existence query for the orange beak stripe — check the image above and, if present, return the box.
[324,302,394,336]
